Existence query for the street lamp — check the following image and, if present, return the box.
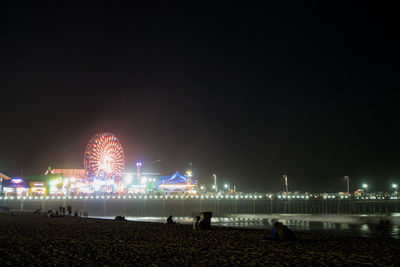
[344,176,349,194]
[224,184,229,191]
[283,175,288,195]
[136,162,142,179]
[213,174,217,193]
[362,183,368,195]
[200,186,204,191]
[393,184,398,197]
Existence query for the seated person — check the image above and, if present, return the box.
[114,216,125,221]
[271,221,295,242]
[193,216,200,230]
[282,224,296,241]
[47,210,54,217]
[167,215,175,224]
[198,212,212,230]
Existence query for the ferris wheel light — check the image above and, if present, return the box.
[84,133,125,180]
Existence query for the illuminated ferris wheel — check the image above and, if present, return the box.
[84,133,125,179]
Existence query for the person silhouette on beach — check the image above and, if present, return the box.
[270,222,296,242]
[167,215,175,224]
[193,216,200,230]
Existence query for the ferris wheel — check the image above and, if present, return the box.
[84,133,125,179]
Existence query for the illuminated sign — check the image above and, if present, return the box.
[49,177,62,186]
[11,178,23,184]
[3,187,14,192]
[16,188,28,193]
[33,183,44,187]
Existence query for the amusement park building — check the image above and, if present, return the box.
[52,169,86,178]
[1,168,198,196]
[156,171,197,193]
[1,168,88,197]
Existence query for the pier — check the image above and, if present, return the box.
[2,196,400,217]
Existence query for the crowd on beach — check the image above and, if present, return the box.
[114,215,126,221]
[166,212,213,231]
[33,205,89,218]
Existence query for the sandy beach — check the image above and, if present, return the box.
[1,214,400,266]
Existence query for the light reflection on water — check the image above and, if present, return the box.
[93,213,400,239]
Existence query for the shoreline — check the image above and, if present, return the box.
[7,210,400,239]
[1,214,400,265]
[6,210,400,238]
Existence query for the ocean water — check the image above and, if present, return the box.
[93,213,400,239]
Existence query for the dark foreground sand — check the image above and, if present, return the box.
[1,214,400,266]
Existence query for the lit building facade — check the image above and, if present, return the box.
[156,172,197,194]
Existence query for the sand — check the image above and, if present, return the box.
[1,214,400,266]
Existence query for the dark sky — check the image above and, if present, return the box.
[1,1,399,193]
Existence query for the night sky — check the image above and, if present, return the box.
[1,2,399,193]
